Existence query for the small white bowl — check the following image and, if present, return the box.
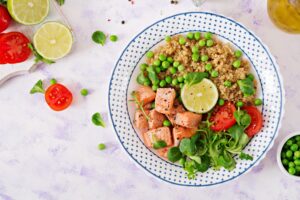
[277,132,300,180]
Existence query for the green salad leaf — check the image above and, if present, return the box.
[56,0,65,5]
[28,44,55,64]
[237,77,255,97]
[137,73,148,85]
[239,152,253,160]
[0,0,7,5]
[92,31,106,46]
[179,138,197,156]
[234,108,251,128]
[153,140,167,149]
[92,112,106,127]
[167,147,182,163]
[30,80,45,94]
[226,125,250,154]
[184,72,209,86]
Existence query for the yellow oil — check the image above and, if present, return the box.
[268,0,300,33]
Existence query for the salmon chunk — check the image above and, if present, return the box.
[135,86,156,105]
[155,88,176,114]
[157,147,170,158]
[173,126,197,146]
[166,101,185,125]
[174,111,202,128]
[148,109,166,130]
[134,110,150,133]
[143,127,173,148]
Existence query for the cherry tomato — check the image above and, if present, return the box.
[45,83,73,111]
[0,5,11,33]
[242,106,263,137]
[0,32,31,64]
[210,102,236,131]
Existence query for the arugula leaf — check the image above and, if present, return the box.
[131,91,150,121]
[234,108,251,128]
[179,138,197,156]
[92,31,106,46]
[30,80,45,94]
[28,44,55,64]
[184,72,209,86]
[56,0,65,5]
[239,152,253,160]
[92,112,106,127]
[237,77,255,97]
[153,140,167,149]
[167,147,182,163]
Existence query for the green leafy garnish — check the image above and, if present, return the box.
[56,0,65,5]
[0,0,7,5]
[28,44,55,64]
[179,138,197,156]
[30,80,45,94]
[153,140,167,149]
[167,147,182,163]
[130,91,150,121]
[239,152,253,160]
[137,73,148,85]
[234,108,251,128]
[92,112,106,127]
[92,31,106,46]
[237,77,255,97]
[184,72,209,86]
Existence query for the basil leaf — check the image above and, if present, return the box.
[92,31,106,46]
[237,77,255,97]
[92,112,106,127]
[179,138,196,156]
[167,147,182,163]
[239,152,253,160]
[153,140,167,149]
[30,80,45,94]
[184,72,209,86]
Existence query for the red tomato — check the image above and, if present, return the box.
[210,102,236,131]
[45,83,73,111]
[242,106,263,137]
[0,32,31,64]
[0,5,11,33]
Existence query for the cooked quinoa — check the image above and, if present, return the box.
[145,34,256,104]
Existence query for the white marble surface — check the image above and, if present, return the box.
[0,0,300,199]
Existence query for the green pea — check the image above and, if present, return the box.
[205,63,212,71]
[295,151,300,158]
[194,32,201,40]
[286,150,293,158]
[162,61,170,69]
[165,76,172,84]
[236,101,244,107]
[247,74,255,81]
[297,141,300,147]
[178,65,185,72]
[179,83,184,88]
[147,65,155,73]
[201,55,209,62]
[179,37,186,45]
[296,136,300,141]
[155,67,161,73]
[192,46,199,53]
[140,63,148,71]
[146,51,154,58]
[159,80,167,87]
[169,67,177,74]
[224,80,232,87]
[177,77,184,83]
[110,35,118,42]
[172,79,178,86]
[291,144,299,151]
[152,85,158,91]
[81,89,89,96]
[287,139,294,146]
[206,39,214,47]
[218,99,225,106]
[233,60,241,68]
[167,57,174,63]
[98,143,106,150]
[154,60,161,67]
[165,35,171,42]
[282,158,289,166]
[289,167,296,175]
[163,120,171,127]
[296,166,300,172]
[234,50,243,58]
[199,39,206,47]
[50,78,57,85]
[151,102,155,109]
[192,53,200,62]
[295,159,300,166]
[204,32,212,39]
[159,54,167,61]
[173,61,180,68]
[282,152,287,159]
[289,162,296,168]
[144,79,151,86]
[183,74,188,80]
[187,32,194,39]
[211,70,218,78]
[254,98,263,106]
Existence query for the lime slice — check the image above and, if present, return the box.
[33,22,73,60]
[7,0,49,25]
[181,78,219,113]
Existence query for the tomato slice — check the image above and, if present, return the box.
[0,32,31,64]
[242,106,263,137]
[45,83,73,111]
[0,5,11,33]
[210,102,236,131]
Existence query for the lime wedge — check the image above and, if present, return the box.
[33,22,73,60]
[181,78,219,113]
[7,0,49,25]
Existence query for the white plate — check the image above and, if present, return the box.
[108,12,285,186]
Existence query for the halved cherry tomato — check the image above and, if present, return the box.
[0,5,11,33]
[242,106,263,137]
[210,102,236,131]
[0,32,31,64]
[45,83,73,111]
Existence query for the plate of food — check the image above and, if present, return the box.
[108,12,284,186]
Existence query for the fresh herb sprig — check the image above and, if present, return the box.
[184,72,209,86]
[56,0,65,6]
[130,91,150,121]
[92,112,106,127]
[28,44,55,64]
[0,0,7,5]
[92,31,106,46]
[30,80,45,94]
[239,152,253,160]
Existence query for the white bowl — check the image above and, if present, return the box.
[277,132,300,180]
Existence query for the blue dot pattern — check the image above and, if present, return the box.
[108,12,284,186]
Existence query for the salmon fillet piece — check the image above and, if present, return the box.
[134,110,150,133]
[173,126,197,146]
[135,86,156,105]
[174,111,202,128]
[148,109,166,130]
[156,147,170,158]
[166,101,185,125]
[155,88,176,114]
[143,127,173,148]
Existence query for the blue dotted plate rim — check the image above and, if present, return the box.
[108,12,285,187]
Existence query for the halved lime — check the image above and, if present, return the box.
[181,78,219,113]
[7,0,49,25]
[33,22,73,60]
